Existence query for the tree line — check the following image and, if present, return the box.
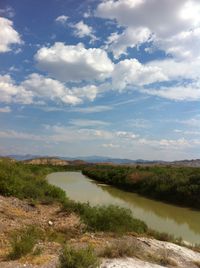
[82,165,200,209]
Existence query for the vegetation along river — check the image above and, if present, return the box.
[47,171,200,244]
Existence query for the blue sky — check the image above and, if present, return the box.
[0,0,200,160]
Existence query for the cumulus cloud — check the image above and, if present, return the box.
[22,73,81,105]
[0,75,33,104]
[112,58,167,90]
[35,42,114,82]
[0,17,21,53]
[155,27,200,60]
[96,0,200,59]
[22,73,99,105]
[105,27,151,59]
[0,73,103,106]
[96,0,200,102]
[55,15,68,24]
[72,20,97,42]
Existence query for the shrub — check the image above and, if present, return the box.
[62,201,147,234]
[99,241,140,258]
[59,246,99,268]
[147,229,179,243]
[8,226,42,260]
[0,160,66,203]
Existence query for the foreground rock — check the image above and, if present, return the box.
[101,258,164,268]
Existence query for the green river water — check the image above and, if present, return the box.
[47,171,200,244]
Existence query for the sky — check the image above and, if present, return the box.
[0,0,200,160]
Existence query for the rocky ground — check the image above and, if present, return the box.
[0,195,200,268]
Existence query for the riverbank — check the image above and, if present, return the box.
[47,171,200,243]
[1,195,200,268]
[82,165,200,209]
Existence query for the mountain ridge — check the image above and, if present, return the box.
[2,154,200,167]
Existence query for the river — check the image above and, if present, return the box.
[47,171,200,244]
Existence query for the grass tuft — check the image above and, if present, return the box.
[59,245,99,268]
[99,241,140,258]
[8,226,42,260]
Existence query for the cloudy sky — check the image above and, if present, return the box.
[0,0,200,160]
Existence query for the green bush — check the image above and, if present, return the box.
[62,201,147,234]
[0,160,66,203]
[59,246,99,268]
[8,226,42,260]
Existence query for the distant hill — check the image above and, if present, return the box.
[3,154,200,167]
[6,154,162,164]
[172,159,200,167]
[23,157,87,166]
[62,155,162,165]
[23,157,70,166]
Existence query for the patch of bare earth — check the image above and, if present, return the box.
[0,195,81,267]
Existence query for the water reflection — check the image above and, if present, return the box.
[47,172,200,243]
[98,184,200,235]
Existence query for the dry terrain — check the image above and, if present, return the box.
[0,195,200,268]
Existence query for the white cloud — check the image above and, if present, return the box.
[49,125,113,142]
[22,73,83,105]
[155,27,200,60]
[0,106,11,113]
[0,17,21,53]
[22,73,104,105]
[138,137,191,149]
[116,131,138,139]
[72,21,97,42]
[102,143,119,148]
[0,73,104,106]
[174,129,200,136]
[83,10,92,18]
[147,59,200,81]
[143,58,200,101]
[55,15,68,24]
[69,119,109,127]
[0,75,33,104]
[112,58,167,90]
[71,105,112,113]
[72,85,98,101]
[0,130,44,141]
[96,0,200,59]
[106,27,151,59]
[143,83,200,101]
[35,42,114,82]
